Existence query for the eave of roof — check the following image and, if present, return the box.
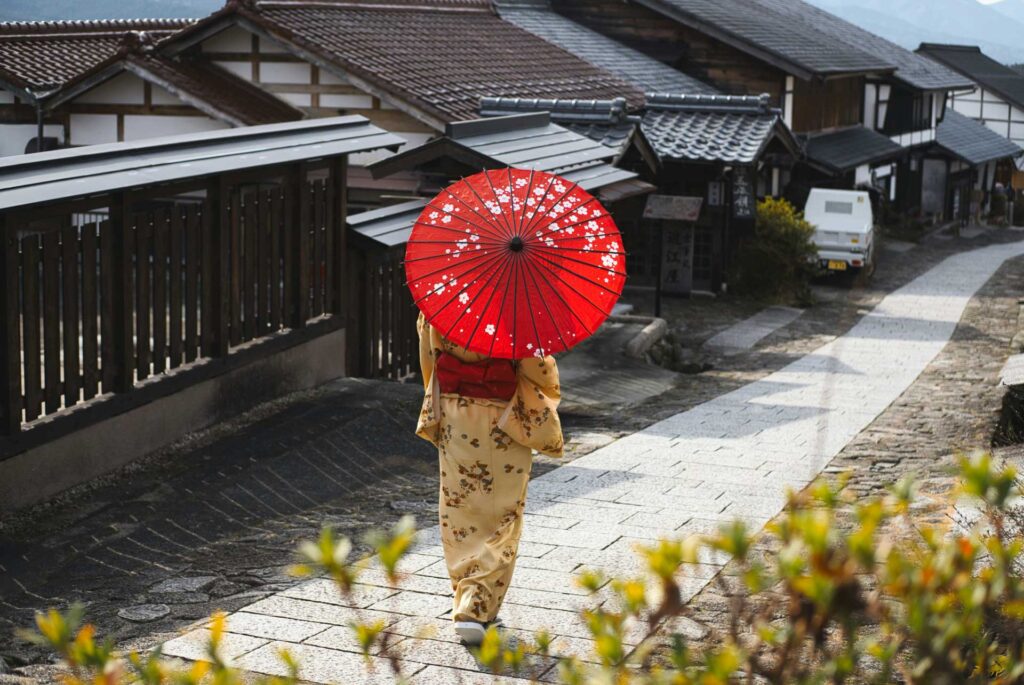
[122,55,306,126]
[159,0,642,131]
[494,0,717,94]
[628,0,895,81]
[0,115,404,211]
[366,113,644,200]
[0,18,194,98]
[803,125,905,173]
[918,43,1024,110]
[641,93,800,164]
[935,109,1023,166]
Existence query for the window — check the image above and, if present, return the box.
[882,86,933,135]
[825,201,854,214]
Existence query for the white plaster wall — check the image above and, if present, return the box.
[0,123,64,157]
[863,83,877,130]
[70,114,117,145]
[320,94,374,109]
[854,164,871,186]
[123,115,227,140]
[75,71,145,105]
[0,90,15,104]
[260,62,311,84]
[215,60,253,81]
[280,93,312,107]
[987,119,1011,138]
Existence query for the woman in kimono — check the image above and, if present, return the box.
[415,313,563,645]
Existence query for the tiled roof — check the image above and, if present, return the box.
[918,44,1024,110]
[369,111,651,192]
[640,93,796,164]
[0,19,193,96]
[749,0,972,91]
[479,96,639,153]
[348,199,428,249]
[0,116,403,212]
[631,0,970,89]
[936,110,1023,166]
[358,113,654,247]
[631,0,893,79]
[250,1,643,124]
[494,0,716,94]
[803,125,905,172]
[126,54,304,126]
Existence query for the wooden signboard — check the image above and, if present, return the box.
[643,194,703,222]
[732,167,755,219]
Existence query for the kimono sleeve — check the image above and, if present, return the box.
[498,355,564,458]
[415,313,440,445]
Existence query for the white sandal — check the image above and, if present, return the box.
[454,621,487,646]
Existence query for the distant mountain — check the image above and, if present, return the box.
[0,0,221,22]
[806,0,1024,65]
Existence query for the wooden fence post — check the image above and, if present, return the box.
[208,175,231,357]
[291,162,309,328]
[109,192,136,393]
[0,215,21,435]
[330,155,348,316]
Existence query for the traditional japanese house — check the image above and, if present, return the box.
[479,94,800,297]
[543,0,973,215]
[917,43,1024,183]
[128,0,642,202]
[1,0,644,204]
[349,112,654,377]
[931,110,1023,221]
[0,19,239,157]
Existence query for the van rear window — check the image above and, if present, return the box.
[825,201,854,214]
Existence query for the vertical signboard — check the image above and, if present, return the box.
[732,167,754,219]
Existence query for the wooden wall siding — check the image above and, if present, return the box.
[0,163,347,435]
[346,247,418,381]
[197,28,434,135]
[551,0,786,103]
[791,76,863,133]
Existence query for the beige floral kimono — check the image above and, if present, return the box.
[415,313,563,623]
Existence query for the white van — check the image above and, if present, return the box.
[803,188,875,274]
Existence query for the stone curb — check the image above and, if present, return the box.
[610,314,669,359]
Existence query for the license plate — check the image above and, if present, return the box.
[827,260,848,271]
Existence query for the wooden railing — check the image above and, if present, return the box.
[0,160,347,436]
[346,247,418,381]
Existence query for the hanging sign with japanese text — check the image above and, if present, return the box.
[732,167,755,219]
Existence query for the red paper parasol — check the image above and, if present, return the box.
[405,168,626,359]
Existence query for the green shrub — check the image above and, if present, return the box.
[730,197,817,306]
[20,455,1024,685]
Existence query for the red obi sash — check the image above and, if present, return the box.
[435,352,517,401]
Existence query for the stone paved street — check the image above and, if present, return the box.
[153,238,1024,684]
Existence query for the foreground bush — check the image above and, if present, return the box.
[21,454,1024,684]
[730,197,817,305]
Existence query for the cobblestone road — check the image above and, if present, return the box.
[158,240,1024,684]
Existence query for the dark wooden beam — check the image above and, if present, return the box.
[108,192,136,393]
[331,155,348,316]
[0,216,21,435]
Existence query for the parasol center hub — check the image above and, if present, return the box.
[509,236,525,252]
